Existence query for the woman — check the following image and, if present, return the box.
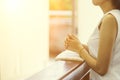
[65,0,120,80]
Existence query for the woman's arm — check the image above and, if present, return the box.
[65,14,118,76]
[80,14,117,76]
[82,44,89,52]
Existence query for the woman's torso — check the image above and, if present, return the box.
[87,9,120,80]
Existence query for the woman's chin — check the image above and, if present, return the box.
[92,2,98,6]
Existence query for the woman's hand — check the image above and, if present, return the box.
[64,34,83,53]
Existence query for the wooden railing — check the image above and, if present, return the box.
[26,60,90,80]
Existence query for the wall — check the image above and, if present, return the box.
[77,0,103,44]
[0,0,49,80]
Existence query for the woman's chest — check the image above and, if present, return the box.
[87,28,100,57]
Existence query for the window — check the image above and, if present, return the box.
[49,0,78,58]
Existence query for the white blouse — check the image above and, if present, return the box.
[87,9,120,80]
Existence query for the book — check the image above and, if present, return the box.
[55,50,84,61]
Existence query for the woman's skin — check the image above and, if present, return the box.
[65,0,118,76]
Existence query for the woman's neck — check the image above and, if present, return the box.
[100,1,116,14]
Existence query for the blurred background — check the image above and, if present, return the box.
[0,0,103,80]
[49,0,78,58]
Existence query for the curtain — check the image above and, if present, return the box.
[0,0,49,80]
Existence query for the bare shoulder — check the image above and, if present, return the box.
[100,13,118,30]
[102,14,117,26]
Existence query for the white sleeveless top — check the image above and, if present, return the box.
[87,9,120,80]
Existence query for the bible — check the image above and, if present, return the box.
[55,50,84,61]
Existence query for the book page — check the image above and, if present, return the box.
[55,50,84,61]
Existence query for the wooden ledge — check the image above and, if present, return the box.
[26,61,89,80]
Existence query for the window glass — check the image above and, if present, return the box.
[49,0,77,58]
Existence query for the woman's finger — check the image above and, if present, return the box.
[71,34,78,40]
[68,34,78,40]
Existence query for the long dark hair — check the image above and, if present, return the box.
[112,0,120,10]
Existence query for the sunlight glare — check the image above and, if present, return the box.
[4,0,21,12]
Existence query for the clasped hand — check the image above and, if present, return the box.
[64,34,83,53]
